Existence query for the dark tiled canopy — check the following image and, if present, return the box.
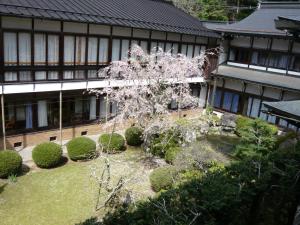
[263,100,300,121]
[0,0,219,38]
[213,2,300,37]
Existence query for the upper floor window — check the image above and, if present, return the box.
[35,34,59,66]
[229,48,250,64]
[112,39,130,61]
[4,32,31,66]
[64,36,86,65]
[268,53,288,69]
[87,37,109,65]
[289,55,300,72]
[131,40,148,53]
[251,50,268,67]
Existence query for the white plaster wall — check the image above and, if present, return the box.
[245,83,261,95]
[34,19,60,32]
[263,87,281,99]
[132,29,150,38]
[89,24,111,35]
[112,26,131,37]
[253,37,270,49]
[230,36,251,47]
[2,16,32,30]
[167,33,180,42]
[151,31,166,40]
[64,22,87,33]
[182,35,195,43]
[271,39,289,51]
[224,79,243,92]
[292,41,300,54]
[218,40,228,64]
[196,36,208,44]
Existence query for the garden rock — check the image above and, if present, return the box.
[221,113,237,132]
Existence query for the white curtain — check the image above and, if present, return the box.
[121,40,130,60]
[16,106,26,121]
[75,70,85,79]
[200,46,206,54]
[99,38,108,63]
[158,42,165,51]
[199,86,207,108]
[26,103,33,129]
[19,33,31,65]
[173,43,179,55]
[35,71,47,80]
[38,100,48,127]
[63,71,74,79]
[48,35,59,65]
[48,71,59,80]
[165,43,172,52]
[181,44,187,55]
[111,102,117,117]
[112,39,120,61]
[34,34,46,65]
[75,36,86,65]
[88,37,98,65]
[4,72,17,82]
[131,40,139,46]
[19,71,31,81]
[64,36,75,65]
[151,42,157,52]
[194,45,201,57]
[99,96,107,119]
[229,49,236,61]
[89,96,97,120]
[251,51,259,65]
[88,70,97,79]
[140,41,148,53]
[187,45,194,58]
[4,32,17,65]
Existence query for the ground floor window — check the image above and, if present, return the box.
[212,89,240,113]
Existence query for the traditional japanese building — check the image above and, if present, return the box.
[0,0,219,148]
[211,1,300,132]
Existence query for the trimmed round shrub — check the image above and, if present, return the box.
[125,127,143,146]
[67,137,96,161]
[0,150,22,178]
[99,133,125,153]
[32,142,62,168]
[150,166,177,192]
[165,147,182,164]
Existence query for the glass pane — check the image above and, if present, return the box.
[34,34,46,65]
[194,45,201,57]
[222,92,232,111]
[88,37,98,65]
[213,89,222,108]
[74,70,85,79]
[16,106,26,121]
[48,35,59,65]
[181,44,187,55]
[4,32,17,65]
[64,36,75,65]
[121,40,130,60]
[140,41,148,53]
[172,43,179,55]
[38,100,48,127]
[75,36,86,65]
[4,72,18,82]
[63,71,74,79]
[187,45,194,58]
[112,39,120,61]
[48,71,59,80]
[89,96,97,120]
[231,94,239,113]
[35,71,47,80]
[19,71,32,81]
[88,70,98,79]
[19,33,31,65]
[250,98,261,118]
[99,38,109,63]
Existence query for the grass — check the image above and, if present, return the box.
[0,147,154,225]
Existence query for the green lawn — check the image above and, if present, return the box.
[0,148,154,225]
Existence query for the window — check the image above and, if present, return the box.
[4,32,17,65]
[63,71,74,79]
[48,71,59,80]
[34,34,46,65]
[251,50,268,66]
[99,38,109,64]
[212,89,222,108]
[229,48,250,64]
[48,35,59,65]
[112,39,130,61]
[38,100,48,127]
[247,97,261,118]
[88,37,98,65]
[181,44,187,55]
[19,71,32,82]
[222,91,240,113]
[19,33,31,65]
[64,36,75,65]
[5,102,33,130]
[89,96,97,120]
[35,71,47,81]
[74,70,85,79]
[4,72,17,82]
[88,70,98,79]
[268,53,288,69]
[289,55,300,72]
[187,45,194,58]
[75,36,86,65]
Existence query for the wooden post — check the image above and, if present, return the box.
[1,94,6,150]
[59,90,62,146]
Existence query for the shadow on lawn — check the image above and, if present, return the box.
[75,217,101,225]
[0,183,7,194]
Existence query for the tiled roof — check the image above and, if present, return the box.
[263,100,300,120]
[213,2,300,37]
[0,0,219,38]
[212,64,300,92]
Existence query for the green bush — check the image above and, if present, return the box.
[150,166,177,192]
[99,133,125,153]
[276,131,297,149]
[235,115,253,136]
[125,127,143,146]
[165,147,181,164]
[67,137,96,161]
[32,142,62,168]
[0,150,22,178]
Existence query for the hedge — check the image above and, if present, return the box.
[32,142,62,168]
[99,133,125,153]
[150,166,177,192]
[67,137,97,161]
[165,147,182,164]
[125,127,143,146]
[0,150,22,178]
